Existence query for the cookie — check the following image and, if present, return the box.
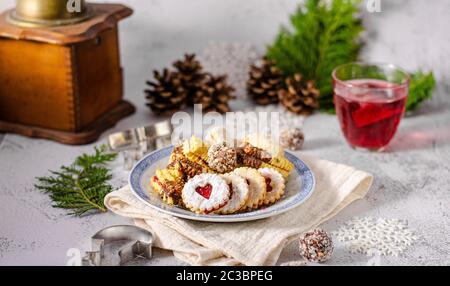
[243,133,284,158]
[204,126,229,146]
[182,136,213,174]
[258,168,285,205]
[215,173,250,214]
[237,142,294,178]
[182,174,230,214]
[150,168,185,206]
[233,167,266,210]
[207,143,237,173]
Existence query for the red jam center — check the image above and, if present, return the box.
[195,184,213,199]
[265,177,273,192]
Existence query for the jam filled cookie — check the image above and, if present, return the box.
[258,168,285,205]
[233,167,266,210]
[215,173,250,214]
[182,174,230,214]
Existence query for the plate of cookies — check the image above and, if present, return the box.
[129,133,315,222]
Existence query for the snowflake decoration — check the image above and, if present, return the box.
[280,260,307,266]
[199,42,260,100]
[332,217,418,257]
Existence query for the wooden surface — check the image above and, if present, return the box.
[0,3,133,45]
[0,100,135,145]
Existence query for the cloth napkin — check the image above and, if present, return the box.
[104,154,373,266]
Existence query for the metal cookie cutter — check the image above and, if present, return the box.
[82,225,154,266]
[107,120,173,170]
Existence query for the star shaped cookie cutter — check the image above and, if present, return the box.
[82,225,154,266]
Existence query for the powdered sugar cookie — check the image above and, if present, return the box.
[258,168,285,205]
[215,173,250,214]
[182,174,230,214]
[233,167,266,210]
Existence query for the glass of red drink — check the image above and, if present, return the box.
[332,63,410,151]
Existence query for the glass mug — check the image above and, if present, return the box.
[332,63,410,151]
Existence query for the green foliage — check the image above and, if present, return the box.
[407,71,436,111]
[266,0,436,112]
[267,0,363,110]
[35,145,117,217]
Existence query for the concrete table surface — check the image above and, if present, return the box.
[0,0,449,266]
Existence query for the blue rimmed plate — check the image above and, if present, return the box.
[129,146,315,222]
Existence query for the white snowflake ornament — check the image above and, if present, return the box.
[332,217,418,257]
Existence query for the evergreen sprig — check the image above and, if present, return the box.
[35,145,117,217]
[267,0,363,111]
[266,0,436,112]
[407,71,436,111]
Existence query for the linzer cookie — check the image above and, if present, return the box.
[182,174,230,214]
[233,167,266,210]
[215,173,250,214]
[258,168,285,205]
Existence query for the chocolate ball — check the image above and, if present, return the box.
[280,128,304,151]
[207,143,237,173]
[299,228,333,263]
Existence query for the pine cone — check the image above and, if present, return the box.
[145,69,187,115]
[173,54,206,104]
[247,57,284,105]
[278,74,320,115]
[194,73,236,113]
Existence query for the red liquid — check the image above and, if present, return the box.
[334,79,407,150]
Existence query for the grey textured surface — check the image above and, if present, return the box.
[0,0,449,266]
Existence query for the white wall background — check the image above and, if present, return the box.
[0,0,448,117]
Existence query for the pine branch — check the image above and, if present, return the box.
[266,0,436,112]
[407,71,436,111]
[35,145,117,217]
[267,0,363,111]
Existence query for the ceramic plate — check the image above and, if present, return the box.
[129,146,315,222]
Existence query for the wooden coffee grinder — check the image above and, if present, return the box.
[0,0,135,145]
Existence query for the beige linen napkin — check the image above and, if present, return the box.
[105,154,373,266]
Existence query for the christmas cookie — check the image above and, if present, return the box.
[150,168,185,206]
[280,128,304,151]
[233,167,266,210]
[237,142,294,178]
[182,174,230,214]
[182,136,212,174]
[204,126,229,146]
[258,168,285,205]
[207,143,237,173]
[243,133,284,158]
[215,173,250,214]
